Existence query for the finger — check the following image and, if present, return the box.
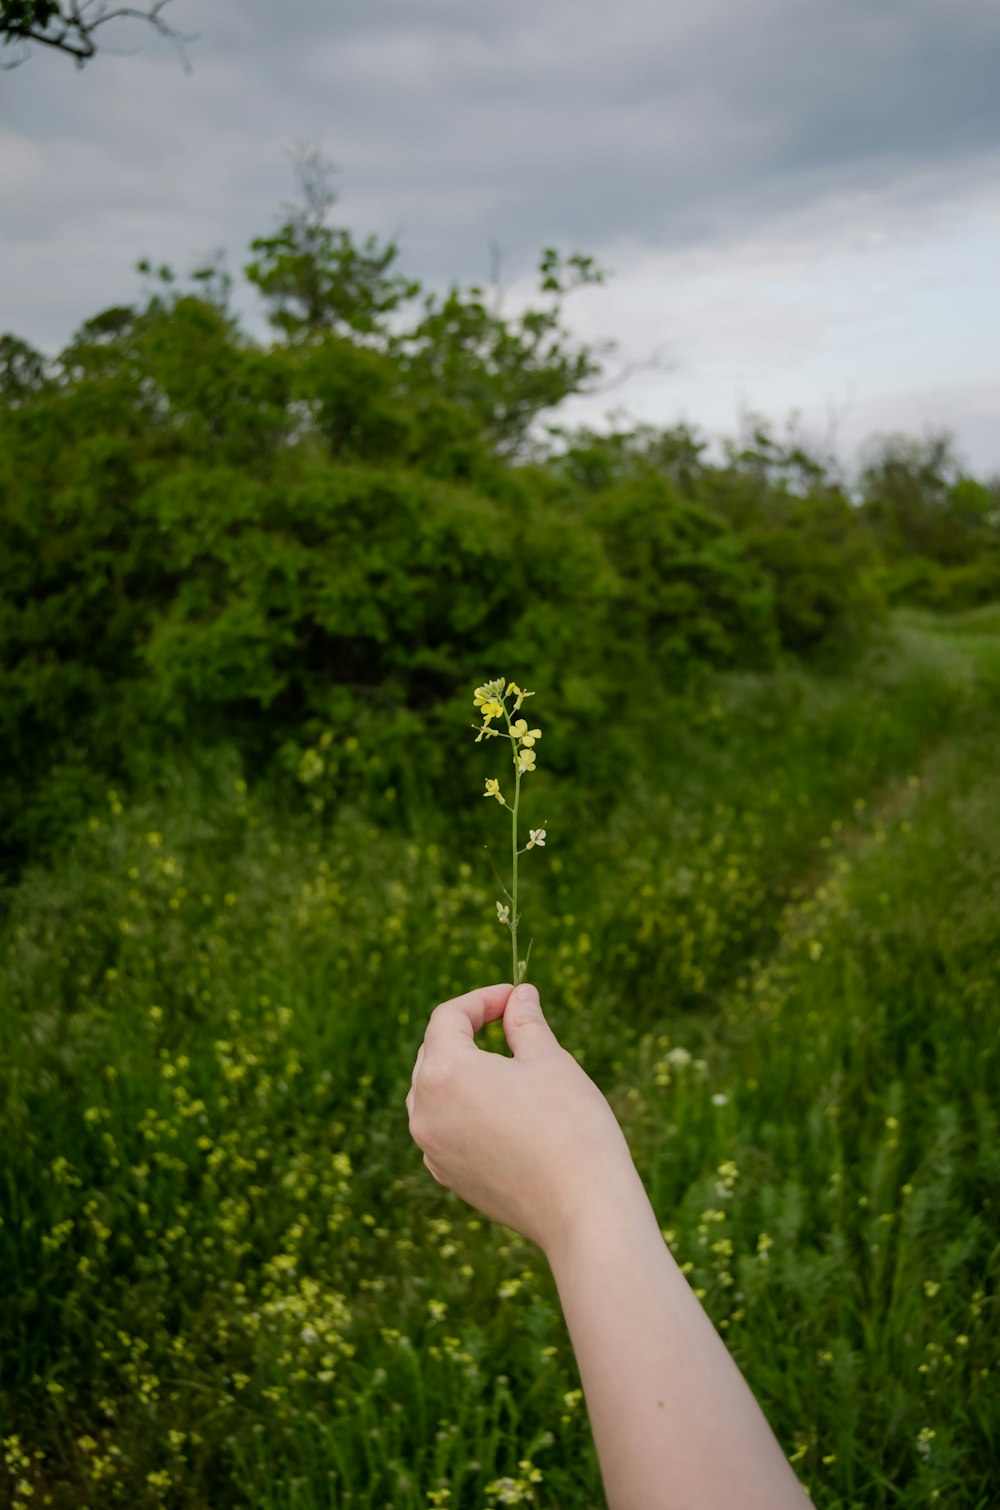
[503,981,559,1059]
[406,1044,424,1121]
[423,983,513,1050]
[423,1152,444,1185]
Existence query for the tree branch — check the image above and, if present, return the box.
[1,0,192,69]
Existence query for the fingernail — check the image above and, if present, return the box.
[512,982,539,1005]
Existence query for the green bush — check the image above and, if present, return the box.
[697,424,886,657]
[0,300,792,877]
[884,553,1000,612]
[5,223,995,881]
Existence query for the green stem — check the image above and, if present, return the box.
[510,741,521,984]
[500,701,523,985]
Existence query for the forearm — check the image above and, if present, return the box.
[547,1170,805,1510]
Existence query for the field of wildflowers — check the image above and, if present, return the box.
[1,609,998,1508]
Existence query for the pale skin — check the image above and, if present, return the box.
[406,982,807,1510]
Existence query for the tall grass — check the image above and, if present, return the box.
[1,616,998,1508]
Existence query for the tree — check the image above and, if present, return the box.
[245,149,419,342]
[0,0,187,67]
[0,333,49,400]
[395,248,608,456]
[860,432,998,566]
[247,148,609,456]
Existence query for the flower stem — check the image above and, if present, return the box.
[500,701,524,985]
[510,740,522,984]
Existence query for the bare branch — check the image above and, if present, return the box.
[585,344,675,399]
[487,240,508,319]
[1,0,193,69]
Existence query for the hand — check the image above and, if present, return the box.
[406,982,637,1255]
[408,985,807,1510]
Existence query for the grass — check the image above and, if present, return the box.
[1,613,998,1508]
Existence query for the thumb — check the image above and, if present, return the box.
[503,982,559,1058]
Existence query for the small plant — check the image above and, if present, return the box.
[473,678,547,985]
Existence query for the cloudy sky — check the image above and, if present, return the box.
[3,0,999,473]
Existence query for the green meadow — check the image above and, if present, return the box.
[2,609,998,1509]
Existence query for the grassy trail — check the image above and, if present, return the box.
[621,614,1000,1508]
[1,612,998,1509]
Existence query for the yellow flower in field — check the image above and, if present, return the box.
[474,679,506,711]
[506,682,535,711]
[471,674,542,986]
[511,719,542,746]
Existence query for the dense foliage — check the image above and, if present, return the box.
[3,188,996,881]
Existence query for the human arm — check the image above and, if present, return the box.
[406,981,805,1510]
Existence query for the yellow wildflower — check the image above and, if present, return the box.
[511,719,542,746]
[527,829,546,848]
[484,779,506,804]
[517,748,536,774]
[506,682,535,711]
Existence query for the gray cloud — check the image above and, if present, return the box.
[1,0,997,467]
[5,0,999,277]
[207,0,1000,259]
